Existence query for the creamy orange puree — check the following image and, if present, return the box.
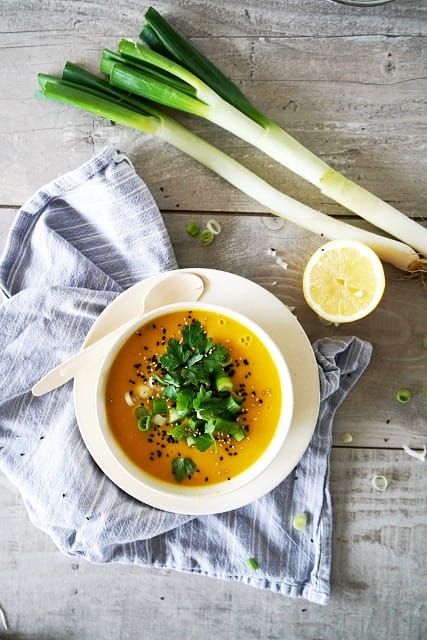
[104,309,283,486]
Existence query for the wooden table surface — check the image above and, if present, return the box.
[1,1,426,638]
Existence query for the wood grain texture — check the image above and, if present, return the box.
[0,449,425,639]
[0,1,426,637]
[0,1,426,215]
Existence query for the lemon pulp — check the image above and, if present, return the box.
[303,240,386,323]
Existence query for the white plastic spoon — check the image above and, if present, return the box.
[32,272,205,396]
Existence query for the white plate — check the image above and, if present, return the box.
[74,268,320,514]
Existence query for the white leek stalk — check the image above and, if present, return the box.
[132,9,427,261]
[36,71,426,273]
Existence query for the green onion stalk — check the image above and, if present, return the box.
[36,65,424,272]
[127,6,427,269]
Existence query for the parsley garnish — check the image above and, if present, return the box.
[132,318,247,482]
[155,318,247,481]
[172,457,196,482]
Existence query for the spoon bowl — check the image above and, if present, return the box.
[31,272,205,396]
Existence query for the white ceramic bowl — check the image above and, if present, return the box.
[95,301,294,505]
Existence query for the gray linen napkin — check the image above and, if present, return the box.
[0,146,372,605]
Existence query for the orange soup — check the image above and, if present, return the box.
[104,308,283,486]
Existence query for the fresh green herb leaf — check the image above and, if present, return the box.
[158,337,190,369]
[172,457,196,482]
[163,372,184,387]
[176,387,195,415]
[210,343,230,363]
[204,420,216,435]
[182,319,207,351]
[193,386,212,410]
[194,432,215,452]
[187,352,204,367]
[163,384,178,399]
[169,423,188,442]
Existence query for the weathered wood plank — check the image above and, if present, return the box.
[0,3,425,214]
[0,449,425,638]
[0,3,426,637]
[1,0,425,39]
[1,207,425,449]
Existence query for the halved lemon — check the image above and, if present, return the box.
[302,240,386,323]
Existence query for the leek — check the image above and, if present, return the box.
[35,66,424,272]
[137,7,427,262]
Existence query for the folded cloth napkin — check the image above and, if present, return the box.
[0,146,372,605]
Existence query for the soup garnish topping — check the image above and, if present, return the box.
[137,318,247,481]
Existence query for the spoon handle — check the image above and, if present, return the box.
[31,321,134,396]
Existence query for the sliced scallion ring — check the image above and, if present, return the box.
[200,229,214,245]
[206,218,221,235]
[396,388,411,404]
[372,474,388,492]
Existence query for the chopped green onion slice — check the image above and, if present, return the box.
[342,432,353,444]
[135,406,149,419]
[206,218,221,235]
[185,221,200,237]
[396,388,411,404]
[292,513,307,530]
[372,474,388,492]
[137,414,152,432]
[124,391,136,407]
[200,229,214,245]
[215,374,233,393]
[232,428,247,443]
[152,397,168,414]
[225,394,243,415]
[247,557,260,570]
